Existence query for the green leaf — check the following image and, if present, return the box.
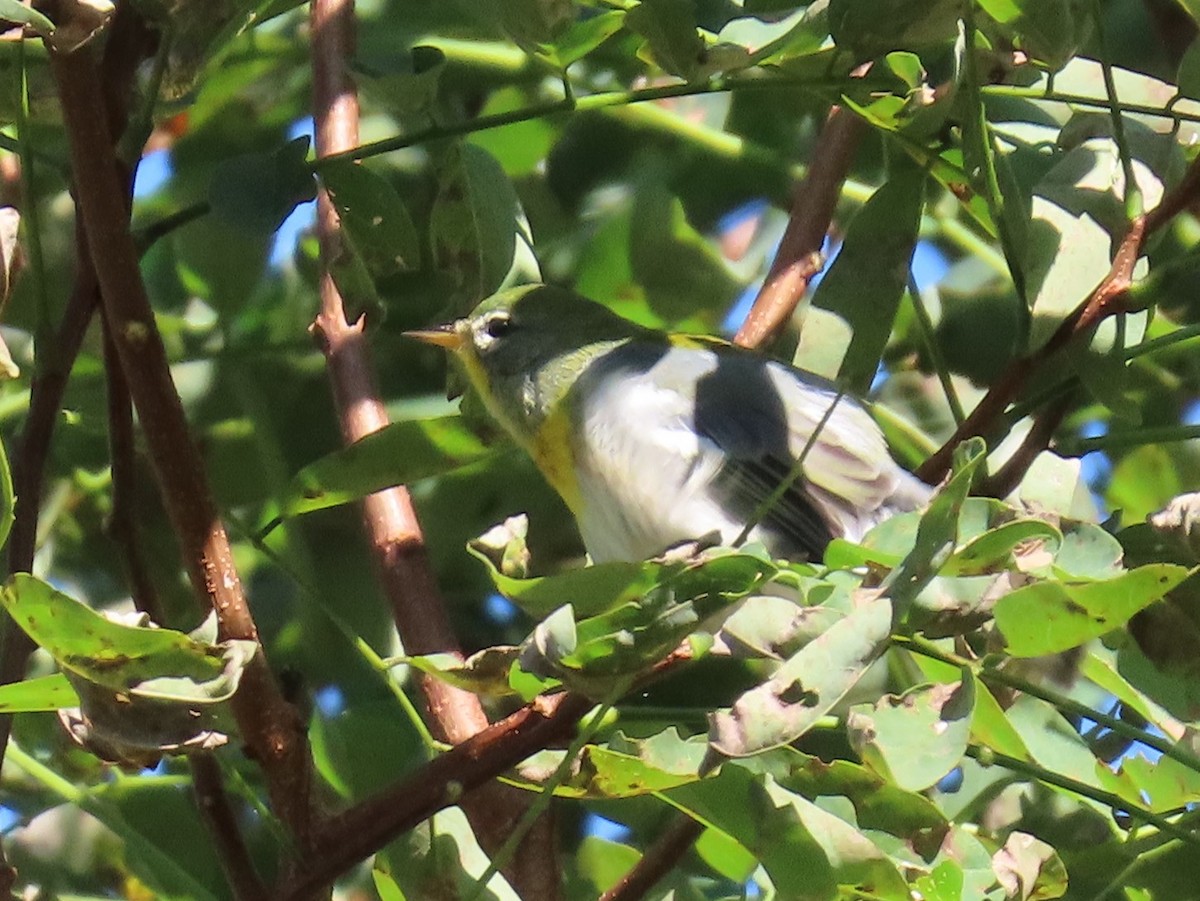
[848,675,975,791]
[991,832,1068,901]
[431,142,541,314]
[372,868,406,901]
[310,699,427,801]
[798,162,924,395]
[1106,445,1184,525]
[551,729,707,798]
[576,836,641,895]
[319,159,420,277]
[708,594,892,757]
[1113,752,1200,813]
[913,860,965,901]
[356,44,446,119]
[695,826,758,883]
[97,779,229,900]
[468,87,559,177]
[469,541,670,619]
[769,748,949,847]
[625,0,705,80]
[383,806,521,900]
[994,564,1192,656]
[714,594,846,660]
[979,0,1092,70]
[887,438,986,611]
[526,552,775,695]
[544,9,626,68]
[396,647,524,699]
[0,575,252,702]
[208,136,316,233]
[1178,38,1200,100]
[630,181,743,326]
[0,431,13,552]
[917,654,1031,759]
[0,672,78,712]
[0,0,56,37]
[492,0,575,48]
[269,416,495,525]
[668,766,909,899]
[941,519,1063,576]
[828,0,960,56]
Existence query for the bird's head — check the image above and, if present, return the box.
[405,284,643,442]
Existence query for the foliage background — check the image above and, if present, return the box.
[0,0,1198,899]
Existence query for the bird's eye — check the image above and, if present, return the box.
[483,314,513,339]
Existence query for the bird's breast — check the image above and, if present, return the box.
[529,404,585,514]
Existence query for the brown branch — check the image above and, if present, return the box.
[309,0,487,745]
[0,9,155,884]
[734,93,867,349]
[308,0,560,893]
[0,225,100,897]
[916,150,1200,485]
[48,39,313,850]
[600,815,704,901]
[190,754,269,901]
[276,692,593,900]
[979,394,1075,498]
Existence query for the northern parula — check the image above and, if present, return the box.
[406,284,930,563]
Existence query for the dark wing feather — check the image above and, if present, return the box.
[690,350,834,560]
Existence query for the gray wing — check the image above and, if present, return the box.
[689,348,928,552]
[688,351,835,559]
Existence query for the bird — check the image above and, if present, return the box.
[405,284,931,564]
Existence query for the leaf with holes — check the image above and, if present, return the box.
[709,593,892,758]
[848,675,975,791]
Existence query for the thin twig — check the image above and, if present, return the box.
[979,393,1074,498]
[916,149,1200,486]
[965,745,1199,845]
[134,200,211,254]
[49,37,313,850]
[734,102,867,349]
[276,692,594,900]
[600,815,704,901]
[190,754,269,901]
[102,314,165,624]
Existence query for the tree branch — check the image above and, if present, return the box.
[600,815,704,901]
[0,7,156,883]
[276,692,593,900]
[308,1,559,893]
[190,754,269,901]
[734,104,866,349]
[916,152,1200,485]
[48,38,313,850]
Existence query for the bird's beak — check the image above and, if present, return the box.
[403,321,466,351]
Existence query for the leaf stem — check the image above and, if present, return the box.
[896,635,1200,778]
[311,73,870,169]
[965,744,1200,846]
[1060,425,1200,455]
[1092,2,1142,219]
[983,84,1200,127]
[17,38,51,370]
[959,9,1025,302]
[906,272,965,426]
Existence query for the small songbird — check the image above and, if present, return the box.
[405,284,930,564]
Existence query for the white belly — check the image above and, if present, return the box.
[571,365,751,562]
